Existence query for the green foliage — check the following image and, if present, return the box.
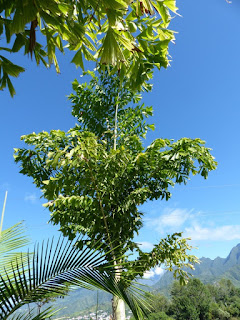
[0,230,152,320]
[0,193,30,279]
[14,71,217,289]
[143,292,173,320]
[0,0,178,96]
[0,193,152,320]
[145,279,240,320]
[146,293,170,313]
[170,279,211,320]
[148,312,174,320]
[69,70,154,147]
[0,222,30,277]
[208,279,240,319]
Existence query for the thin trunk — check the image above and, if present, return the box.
[113,92,119,151]
[0,191,8,235]
[112,296,126,320]
[112,259,125,320]
[96,290,99,320]
[112,91,125,320]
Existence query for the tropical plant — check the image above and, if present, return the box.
[0,233,153,320]
[0,195,152,320]
[14,71,217,320]
[0,0,178,96]
[0,191,30,280]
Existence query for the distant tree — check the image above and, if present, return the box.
[148,311,174,320]
[170,279,211,320]
[208,279,240,319]
[145,292,173,320]
[14,71,217,320]
[0,0,178,96]
[146,293,170,314]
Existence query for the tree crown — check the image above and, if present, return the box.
[14,71,217,284]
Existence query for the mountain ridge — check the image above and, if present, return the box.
[154,242,240,293]
[53,243,240,317]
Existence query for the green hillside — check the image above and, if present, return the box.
[49,243,240,318]
[154,243,240,294]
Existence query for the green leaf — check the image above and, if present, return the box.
[99,27,125,65]
[6,75,16,97]
[0,55,25,77]
[164,0,178,13]
[71,49,84,69]
[11,33,26,52]
[104,0,128,10]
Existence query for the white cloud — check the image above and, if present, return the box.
[143,266,165,279]
[137,241,154,250]
[146,208,195,233]
[155,266,165,276]
[24,193,38,204]
[185,224,240,241]
[143,270,155,279]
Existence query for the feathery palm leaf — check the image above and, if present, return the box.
[0,236,151,320]
[0,193,30,277]
[0,222,30,276]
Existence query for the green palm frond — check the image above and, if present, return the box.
[0,222,30,276]
[0,192,30,277]
[0,237,151,320]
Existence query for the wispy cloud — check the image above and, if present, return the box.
[24,193,38,204]
[185,224,240,241]
[145,207,240,242]
[146,208,195,233]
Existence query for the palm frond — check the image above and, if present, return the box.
[0,222,30,275]
[0,237,150,320]
[0,193,30,277]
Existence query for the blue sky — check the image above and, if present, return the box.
[1,0,240,271]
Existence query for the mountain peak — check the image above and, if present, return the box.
[154,243,240,292]
[224,243,240,267]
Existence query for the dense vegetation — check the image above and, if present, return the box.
[131,279,240,320]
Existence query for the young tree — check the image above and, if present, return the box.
[0,0,177,96]
[14,71,217,320]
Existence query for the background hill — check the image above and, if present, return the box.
[154,243,240,295]
[52,243,240,317]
